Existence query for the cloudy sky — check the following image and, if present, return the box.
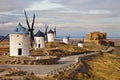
[0,0,120,38]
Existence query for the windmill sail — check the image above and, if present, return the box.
[0,34,9,43]
[31,13,35,41]
[31,14,35,30]
[68,34,70,39]
[24,10,35,47]
[44,24,48,41]
[54,27,56,37]
[24,10,30,30]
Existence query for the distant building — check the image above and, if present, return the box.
[34,30,45,49]
[78,41,83,48]
[85,32,106,40]
[62,36,69,44]
[85,32,114,46]
[9,23,30,56]
[47,29,54,42]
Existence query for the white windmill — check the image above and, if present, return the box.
[78,37,84,48]
[47,28,56,42]
[62,35,70,44]
[9,23,30,56]
[34,30,45,49]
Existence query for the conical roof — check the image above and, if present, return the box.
[63,36,69,39]
[48,29,54,33]
[34,30,45,37]
[78,41,84,43]
[13,23,29,34]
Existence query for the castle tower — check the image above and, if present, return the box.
[47,29,54,42]
[9,23,30,56]
[34,30,45,49]
[62,36,69,44]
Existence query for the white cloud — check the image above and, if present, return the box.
[26,0,65,11]
[0,11,22,16]
[0,22,17,29]
[86,10,110,14]
[56,9,110,15]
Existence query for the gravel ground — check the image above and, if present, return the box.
[0,53,97,75]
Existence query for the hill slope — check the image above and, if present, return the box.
[48,52,120,80]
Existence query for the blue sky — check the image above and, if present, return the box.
[0,0,120,38]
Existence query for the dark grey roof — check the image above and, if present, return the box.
[48,29,54,33]
[34,30,45,37]
[63,36,69,39]
[78,41,84,43]
[13,23,29,34]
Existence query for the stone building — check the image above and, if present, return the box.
[85,32,114,46]
[85,32,106,40]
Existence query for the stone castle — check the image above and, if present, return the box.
[85,32,114,46]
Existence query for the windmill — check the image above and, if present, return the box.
[24,10,35,47]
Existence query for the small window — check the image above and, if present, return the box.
[19,43,21,45]
[38,40,40,42]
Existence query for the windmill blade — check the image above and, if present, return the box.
[29,31,34,47]
[24,10,30,30]
[31,31,34,40]
[44,24,48,41]
[31,13,35,30]
[68,34,70,39]
[45,24,48,34]
[82,36,85,42]
[0,34,9,43]
[54,27,56,37]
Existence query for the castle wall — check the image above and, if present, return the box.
[85,32,107,40]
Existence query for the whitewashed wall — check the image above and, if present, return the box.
[34,37,45,49]
[47,33,54,42]
[9,34,30,56]
[62,38,69,44]
[78,43,83,48]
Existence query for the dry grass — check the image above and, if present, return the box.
[0,66,42,80]
[83,42,106,51]
[47,52,120,80]
[45,42,87,57]
[86,53,120,80]
[30,42,87,57]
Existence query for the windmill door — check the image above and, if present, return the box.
[38,44,40,48]
[18,48,22,55]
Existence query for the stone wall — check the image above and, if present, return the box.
[85,32,114,46]
[85,32,106,40]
